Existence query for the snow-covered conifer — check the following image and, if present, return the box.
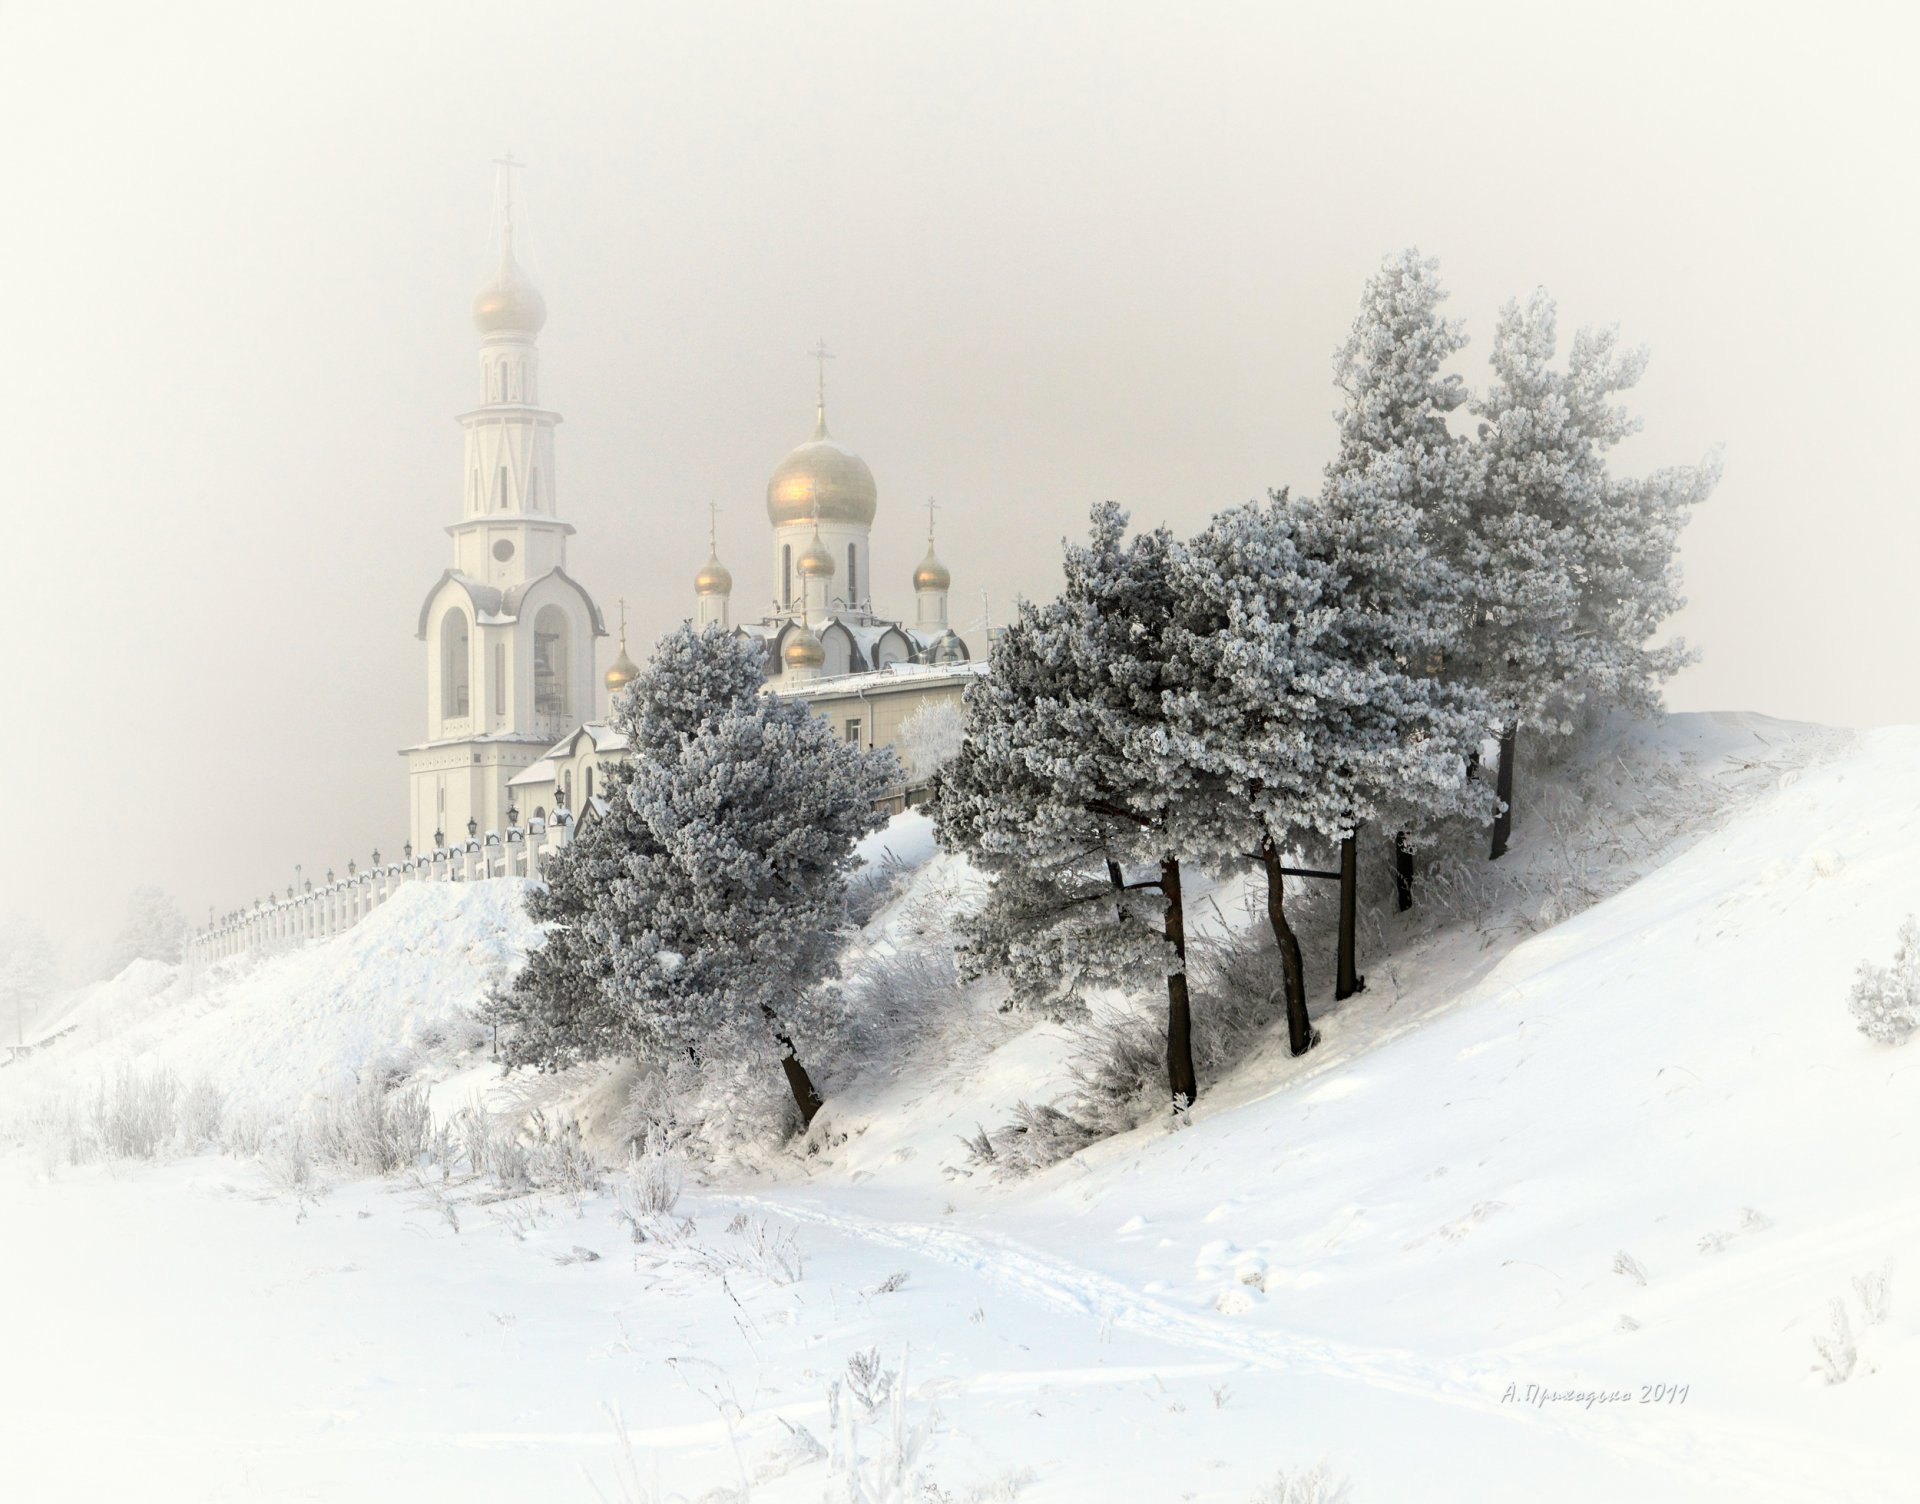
[492,758,655,1073]
[594,624,897,1128]
[498,623,894,1129]
[0,916,58,1048]
[1464,290,1719,856]
[102,884,187,978]
[939,504,1224,1108]
[1310,250,1496,982]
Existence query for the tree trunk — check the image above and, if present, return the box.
[1335,830,1364,1001]
[1259,837,1316,1057]
[764,1006,825,1128]
[1393,832,1414,913]
[1161,855,1199,1112]
[1490,721,1518,860]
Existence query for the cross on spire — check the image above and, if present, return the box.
[809,339,834,434]
[492,151,526,243]
[707,500,720,552]
[616,595,628,646]
[925,496,939,542]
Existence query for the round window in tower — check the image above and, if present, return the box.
[492,539,516,562]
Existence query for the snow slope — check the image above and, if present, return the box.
[3,712,1916,1502]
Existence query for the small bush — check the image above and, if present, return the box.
[1250,1463,1353,1504]
[1849,918,1920,1045]
[309,1077,431,1174]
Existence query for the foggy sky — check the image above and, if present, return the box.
[4,0,1916,968]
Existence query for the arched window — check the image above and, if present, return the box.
[782,544,792,607]
[498,464,510,510]
[585,765,595,803]
[440,610,471,718]
[534,605,570,718]
[847,544,858,603]
[493,643,506,719]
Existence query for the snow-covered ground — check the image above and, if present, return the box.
[4,712,1916,1502]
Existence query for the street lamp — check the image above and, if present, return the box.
[507,802,519,828]
[434,828,444,849]
[403,842,411,860]
[467,816,478,841]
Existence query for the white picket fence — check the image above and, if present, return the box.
[186,815,577,965]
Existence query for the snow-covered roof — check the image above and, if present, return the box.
[775,659,987,698]
[507,758,557,788]
[415,566,608,639]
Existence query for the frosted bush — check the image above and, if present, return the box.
[1848,918,1920,1045]
[1250,1462,1353,1504]
[89,1065,181,1159]
[1812,1297,1856,1385]
[960,1100,1101,1180]
[309,1077,431,1174]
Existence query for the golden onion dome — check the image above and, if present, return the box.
[694,551,733,597]
[783,626,825,670]
[472,231,548,336]
[603,643,639,695]
[766,410,878,528]
[913,542,951,593]
[797,529,836,579]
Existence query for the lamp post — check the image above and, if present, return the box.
[434,828,444,849]
[507,802,519,829]
[467,816,478,842]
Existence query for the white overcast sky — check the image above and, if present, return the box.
[3,0,1916,965]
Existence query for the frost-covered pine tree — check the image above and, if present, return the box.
[940,503,1227,1109]
[0,916,58,1048]
[492,757,657,1073]
[101,884,187,978]
[1166,494,1345,1056]
[1310,249,1496,983]
[601,624,898,1128]
[1464,289,1719,856]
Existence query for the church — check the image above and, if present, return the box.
[402,176,977,852]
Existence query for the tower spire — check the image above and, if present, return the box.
[492,151,526,261]
[809,338,834,439]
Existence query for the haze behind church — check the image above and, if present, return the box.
[2,0,1914,968]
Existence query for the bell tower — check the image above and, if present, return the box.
[403,158,605,854]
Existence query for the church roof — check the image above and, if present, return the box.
[415,566,609,639]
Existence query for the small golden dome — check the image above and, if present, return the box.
[913,543,951,593]
[783,626,825,670]
[604,643,639,695]
[694,551,732,597]
[472,231,547,336]
[767,410,878,528]
[797,530,836,579]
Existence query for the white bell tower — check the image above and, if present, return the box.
[403,157,605,853]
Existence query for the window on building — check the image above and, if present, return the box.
[847,544,857,603]
[493,643,506,717]
[782,544,792,607]
[585,765,594,802]
[441,610,471,718]
[498,464,510,510]
[527,467,539,512]
[844,718,861,746]
[534,605,570,718]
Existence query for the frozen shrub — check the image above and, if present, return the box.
[1848,918,1920,1045]
[1811,1297,1856,1385]
[89,1065,180,1159]
[1853,1262,1893,1326]
[1250,1462,1353,1504]
[310,1077,431,1174]
[961,1100,1102,1180]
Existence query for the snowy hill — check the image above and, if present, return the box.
[3,712,1915,1502]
